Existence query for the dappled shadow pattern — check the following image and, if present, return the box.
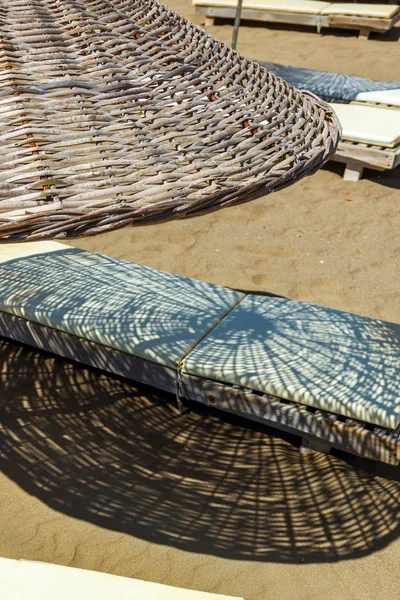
[0,248,241,369]
[183,295,400,429]
[1,338,399,564]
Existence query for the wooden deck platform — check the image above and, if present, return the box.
[334,140,400,180]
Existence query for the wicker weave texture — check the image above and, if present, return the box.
[0,0,340,241]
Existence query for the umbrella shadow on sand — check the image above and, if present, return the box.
[0,337,399,564]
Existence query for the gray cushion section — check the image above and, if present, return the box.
[0,248,243,369]
[183,295,400,429]
[261,62,400,102]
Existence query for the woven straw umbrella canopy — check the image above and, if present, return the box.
[0,0,340,241]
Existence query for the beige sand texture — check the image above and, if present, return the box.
[0,2,399,600]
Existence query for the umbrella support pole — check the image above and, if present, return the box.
[232,0,243,49]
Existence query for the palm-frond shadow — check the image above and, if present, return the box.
[1,337,399,564]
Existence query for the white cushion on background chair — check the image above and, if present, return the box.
[330,102,400,147]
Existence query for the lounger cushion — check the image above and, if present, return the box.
[330,103,400,148]
[0,243,243,369]
[263,62,400,103]
[193,0,330,15]
[321,3,400,19]
[182,295,400,429]
[0,241,68,264]
[355,89,400,108]
[0,558,241,600]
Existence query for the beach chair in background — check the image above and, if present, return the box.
[194,0,400,39]
[0,557,242,600]
[255,62,400,178]
[329,103,400,180]
[0,243,399,466]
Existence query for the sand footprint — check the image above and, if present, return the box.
[251,273,273,287]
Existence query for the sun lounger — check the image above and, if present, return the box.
[330,103,400,180]
[256,63,400,177]
[0,557,242,600]
[0,242,399,466]
[195,0,400,38]
[260,62,400,103]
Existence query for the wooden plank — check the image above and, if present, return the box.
[196,6,400,34]
[182,375,400,466]
[300,437,332,456]
[334,141,398,170]
[394,150,400,170]
[351,101,400,111]
[0,311,177,395]
[195,6,327,28]
[327,15,394,33]
[358,27,370,39]
[343,162,364,181]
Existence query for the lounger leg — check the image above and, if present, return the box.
[358,28,370,40]
[300,437,332,457]
[343,163,364,181]
[204,16,214,27]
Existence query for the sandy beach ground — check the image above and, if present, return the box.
[1,3,399,599]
